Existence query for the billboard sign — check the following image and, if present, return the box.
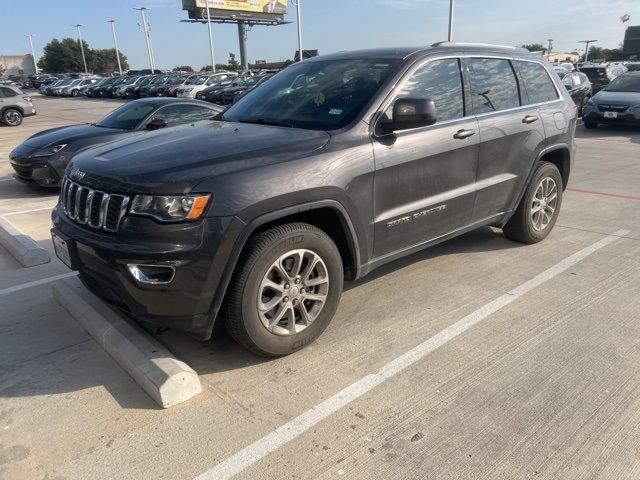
[182,0,288,23]
[194,0,287,15]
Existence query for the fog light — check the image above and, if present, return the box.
[127,264,176,285]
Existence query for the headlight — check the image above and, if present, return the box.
[31,144,67,158]
[129,194,211,222]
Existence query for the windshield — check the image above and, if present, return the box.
[193,76,210,85]
[168,76,185,85]
[96,102,155,130]
[604,75,640,93]
[221,58,400,130]
[184,75,200,85]
[627,64,640,72]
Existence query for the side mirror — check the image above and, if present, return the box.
[146,118,167,130]
[380,98,437,134]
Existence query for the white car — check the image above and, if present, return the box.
[559,62,575,72]
[176,72,237,98]
[64,78,100,97]
[53,79,81,96]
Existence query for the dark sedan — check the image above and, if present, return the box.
[582,72,640,129]
[562,72,593,114]
[199,78,245,103]
[219,74,274,105]
[10,98,223,187]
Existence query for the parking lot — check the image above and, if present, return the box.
[1,94,640,480]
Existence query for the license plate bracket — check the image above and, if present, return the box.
[603,111,618,119]
[52,232,74,269]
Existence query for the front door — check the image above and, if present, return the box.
[372,57,479,258]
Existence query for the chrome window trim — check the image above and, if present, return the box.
[371,53,565,136]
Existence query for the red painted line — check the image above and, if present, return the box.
[567,188,640,201]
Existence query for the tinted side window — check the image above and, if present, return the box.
[153,105,214,126]
[0,87,18,98]
[516,61,559,104]
[469,58,520,114]
[395,58,464,122]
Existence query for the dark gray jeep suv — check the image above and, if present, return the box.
[51,43,577,357]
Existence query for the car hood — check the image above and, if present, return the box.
[68,120,331,194]
[22,124,126,150]
[593,90,640,104]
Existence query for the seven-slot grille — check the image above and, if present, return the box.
[60,177,130,232]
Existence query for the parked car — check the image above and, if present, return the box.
[625,62,640,72]
[176,73,236,98]
[113,76,143,98]
[139,74,171,97]
[99,76,127,98]
[84,77,112,97]
[156,75,190,97]
[579,64,628,94]
[42,79,71,96]
[582,72,640,129]
[51,44,577,357]
[553,66,568,79]
[53,79,82,96]
[65,78,100,97]
[562,72,592,114]
[120,76,155,99]
[219,74,274,105]
[559,62,575,72]
[10,98,222,186]
[198,77,245,103]
[0,85,36,126]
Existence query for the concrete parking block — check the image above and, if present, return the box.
[0,215,50,267]
[52,276,202,408]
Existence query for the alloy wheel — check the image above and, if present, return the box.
[531,177,558,231]
[257,249,330,336]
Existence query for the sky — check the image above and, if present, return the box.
[1,0,638,71]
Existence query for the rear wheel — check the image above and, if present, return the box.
[71,89,80,97]
[224,223,343,357]
[2,109,23,127]
[503,162,563,244]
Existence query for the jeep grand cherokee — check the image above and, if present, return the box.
[51,43,577,357]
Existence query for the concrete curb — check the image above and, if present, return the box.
[53,277,202,409]
[0,216,50,267]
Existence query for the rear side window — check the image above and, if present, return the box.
[468,58,520,114]
[395,58,465,122]
[516,61,559,104]
[0,87,18,98]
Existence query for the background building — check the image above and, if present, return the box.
[623,25,640,60]
[547,52,580,64]
[1,54,37,76]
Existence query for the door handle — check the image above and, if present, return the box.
[522,115,539,124]
[453,129,476,140]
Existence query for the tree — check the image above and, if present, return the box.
[521,43,547,54]
[227,53,240,71]
[173,65,194,72]
[89,49,129,74]
[586,46,605,62]
[37,37,128,74]
[0,64,4,76]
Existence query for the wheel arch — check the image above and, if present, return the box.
[205,200,363,339]
[538,144,571,190]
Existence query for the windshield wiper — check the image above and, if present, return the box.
[238,118,295,128]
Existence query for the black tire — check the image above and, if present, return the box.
[503,162,563,244]
[583,118,598,129]
[71,89,80,97]
[2,109,23,127]
[580,96,590,117]
[224,222,344,357]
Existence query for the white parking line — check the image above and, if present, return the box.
[0,271,78,297]
[1,205,56,217]
[194,229,630,480]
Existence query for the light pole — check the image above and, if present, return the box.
[108,20,123,76]
[447,0,455,42]
[72,24,88,74]
[27,34,39,75]
[134,7,155,72]
[294,0,303,61]
[205,1,216,72]
[579,40,598,63]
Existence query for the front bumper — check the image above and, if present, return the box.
[583,106,640,126]
[51,205,242,339]
[10,151,64,187]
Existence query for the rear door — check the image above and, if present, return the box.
[467,57,546,221]
[372,57,479,257]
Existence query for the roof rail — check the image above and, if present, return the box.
[431,41,525,50]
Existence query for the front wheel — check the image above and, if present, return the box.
[583,118,598,129]
[503,162,563,244]
[224,223,344,357]
[2,109,23,127]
